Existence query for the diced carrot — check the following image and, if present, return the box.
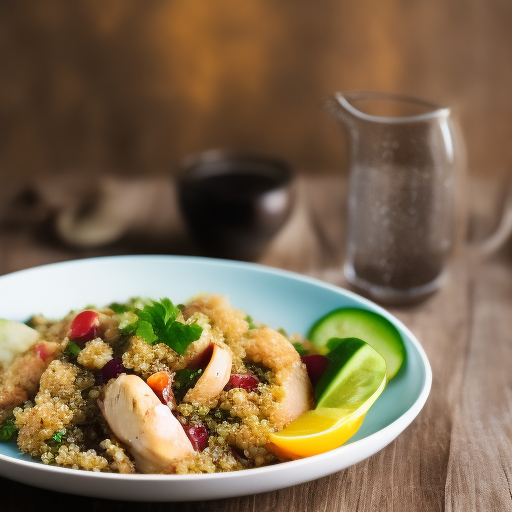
[147,371,171,401]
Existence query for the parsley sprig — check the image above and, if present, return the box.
[122,298,202,355]
[0,418,17,442]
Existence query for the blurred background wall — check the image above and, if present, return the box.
[0,0,511,181]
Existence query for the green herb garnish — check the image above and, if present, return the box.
[293,342,308,356]
[46,429,66,446]
[0,419,18,442]
[122,298,202,355]
[65,341,82,357]
[173,368,203,401]
[245,315,257,330]
[108,302,132,314]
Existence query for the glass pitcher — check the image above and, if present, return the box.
[326,91,464,303]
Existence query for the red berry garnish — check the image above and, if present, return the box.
[226,374,260,392]
[101,358,126,384]
[302,354,330,388]
[69,310,100,346]
[183,424,209,451]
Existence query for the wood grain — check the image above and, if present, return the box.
[0,174,511,510]
[1,2,512,179]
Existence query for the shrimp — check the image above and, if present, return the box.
[241,327,315,429]
[100,374,194,473]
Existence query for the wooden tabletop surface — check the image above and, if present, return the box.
[1,173,511,511]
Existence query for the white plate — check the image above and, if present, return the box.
[0,256,431,501]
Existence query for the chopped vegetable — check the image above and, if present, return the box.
[182,424,209,451]
[0,418,17,442]
[69,310,100,346]
[147,371,172,403]
[245,315,257,330]
[173,367,203,401]
[101,358,127,383]
[64,341,82,357]
[46,429,66,446]
[226,374,260,392]
[107,302,132,314]
[122,299,202,355]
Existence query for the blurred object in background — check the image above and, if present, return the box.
[326,91,464,304]
[0,0,511,181]
[0,174,184,249]
[177,150,295,261]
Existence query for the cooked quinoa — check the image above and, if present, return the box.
[0,294,315,474]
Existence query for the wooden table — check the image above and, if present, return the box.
[1,174,511,511]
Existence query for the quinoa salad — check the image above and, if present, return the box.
[0,294,315,474]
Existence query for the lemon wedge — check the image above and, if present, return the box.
[267,338,386,459]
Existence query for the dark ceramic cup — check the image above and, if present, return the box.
[176,150,295,261]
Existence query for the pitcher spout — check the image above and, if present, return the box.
[324,92,357,133]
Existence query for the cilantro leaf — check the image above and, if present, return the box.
[168,321,203,355]
[123,298,202,355]
[0,419,17,442]
[135,320,157,344]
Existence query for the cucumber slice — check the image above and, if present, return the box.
[0,319,40,366]
[308,308,406,379]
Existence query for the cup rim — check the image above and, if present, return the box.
[334,90,451,124]
[177,149,294,188]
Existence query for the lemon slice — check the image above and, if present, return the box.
[267,338,386,459]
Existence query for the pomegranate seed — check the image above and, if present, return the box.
[101,358,126,383]
[188,345,213,370]
[69,310,100,346]
[302,354,330,388]
[183,424,209,451]
[226,374,260,392]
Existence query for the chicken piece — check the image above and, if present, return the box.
[180,326,213,368]
[184,344,232,405]
[0,341,60,422]
[101,374,194,473]
[183,294,249,342]
[242,327,315,429]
